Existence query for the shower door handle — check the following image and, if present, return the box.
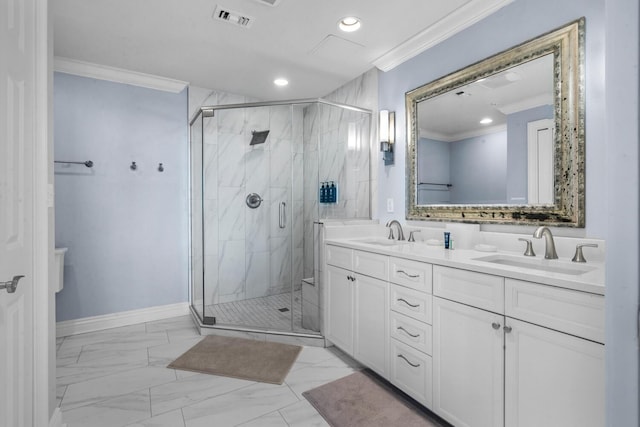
[279,202,286,229]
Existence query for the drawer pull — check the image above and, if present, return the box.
[397,269,420,278]
[397,354,421,368]
[397,326,420,338]
[397,298,420,308]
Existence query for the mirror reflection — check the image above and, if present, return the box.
[416,54,554,206]
[406,18,584,226]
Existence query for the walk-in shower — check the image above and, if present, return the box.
[189,98,371,338]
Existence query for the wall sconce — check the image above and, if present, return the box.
[380,110,395,165]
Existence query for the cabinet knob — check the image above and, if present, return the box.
[491,322,501,330]
[504,325,513,333]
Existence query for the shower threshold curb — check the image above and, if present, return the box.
[189,306,327,348]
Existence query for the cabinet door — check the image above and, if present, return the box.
[354,273,388,377]
[505,318,605,427]
[433,297,504,427]
[325,265,354,354]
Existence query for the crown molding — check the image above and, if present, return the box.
[373,0,514,72]
[420,123,507,142]
[54,57,189,93]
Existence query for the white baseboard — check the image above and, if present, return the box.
[56,302,191,337]
[49,408,65,427]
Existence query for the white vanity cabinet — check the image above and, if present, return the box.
[388,256,434,407]
[432,266,605,427]
[432,269,505,427]
[325,245,389,378]
[503,279,605,427]
[325,264,355,354]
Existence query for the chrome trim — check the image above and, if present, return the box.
[397,298,420,308]
[397,270,420,278]
[397,326,420,338]
[397,354,421,368]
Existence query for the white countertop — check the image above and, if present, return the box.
[325,238,605,295]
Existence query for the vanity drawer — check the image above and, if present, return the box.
[354,250,389,281]
[390,257,433,293]
[505,279,605,343]
[390,284,433,324]
[390,311,433,355]
[389,338,433,407]
[326,245,353,270]
[433,266,504,314]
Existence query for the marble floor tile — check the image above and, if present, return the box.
[236,411,289,427]
[59,324,148,350]
[150,373,254,416]
[55,315,365,427]
[289,346,339,372]
[284,358,358,400]
[147,337,204,368]
[62,366,176,410]
[279,399,330,427]
[57,349,150,387]
[181,382,298,427]
[124,409,186,427]
[79,330,169,354]
[62,389,151,427]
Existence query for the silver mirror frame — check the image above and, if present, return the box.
[406,18,585,227]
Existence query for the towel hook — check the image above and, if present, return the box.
[130,161,137,171]
[158,163,164,172]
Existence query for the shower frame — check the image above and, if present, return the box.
[188,97,372,338]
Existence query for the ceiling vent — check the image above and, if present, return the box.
[253,0,282,6]
[213,6,255,28]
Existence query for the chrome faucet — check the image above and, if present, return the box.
[385,220,405,241]
[533,226,558,259]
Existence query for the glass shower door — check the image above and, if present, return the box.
[199,104,296,332]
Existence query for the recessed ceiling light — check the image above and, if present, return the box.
[338,16,361,32]
[480,118,493,125]
[274,78,289,87]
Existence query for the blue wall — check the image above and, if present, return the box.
[378,0,639,424]
[449,131,507,204]
[417,138,450,204]
[54,73,189,321]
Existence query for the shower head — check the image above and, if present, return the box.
[250,130,269,145]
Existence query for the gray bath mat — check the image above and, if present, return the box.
[303,370,449,427]
[167,335,302,385]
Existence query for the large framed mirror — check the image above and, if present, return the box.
[406,19,585,226]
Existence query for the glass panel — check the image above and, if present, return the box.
[191,100,369,336]
[190,113,204,321]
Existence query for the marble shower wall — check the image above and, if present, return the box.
[190,88,304,306]
[302,69,378,280]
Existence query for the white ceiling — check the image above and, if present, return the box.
[418,54,554,141]
[53,0,512,100]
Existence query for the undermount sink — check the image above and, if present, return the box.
[353,238,409,247]
[474,254,596,276]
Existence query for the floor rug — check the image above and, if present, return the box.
[167,335,302,385]
[303,370,449,427]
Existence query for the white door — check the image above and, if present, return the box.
[0,0,37,425]
[505,318,605,427]
[527,118,554,204]
[353,273,388,377]
[432,297,504,427]
[325,265,354,354]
